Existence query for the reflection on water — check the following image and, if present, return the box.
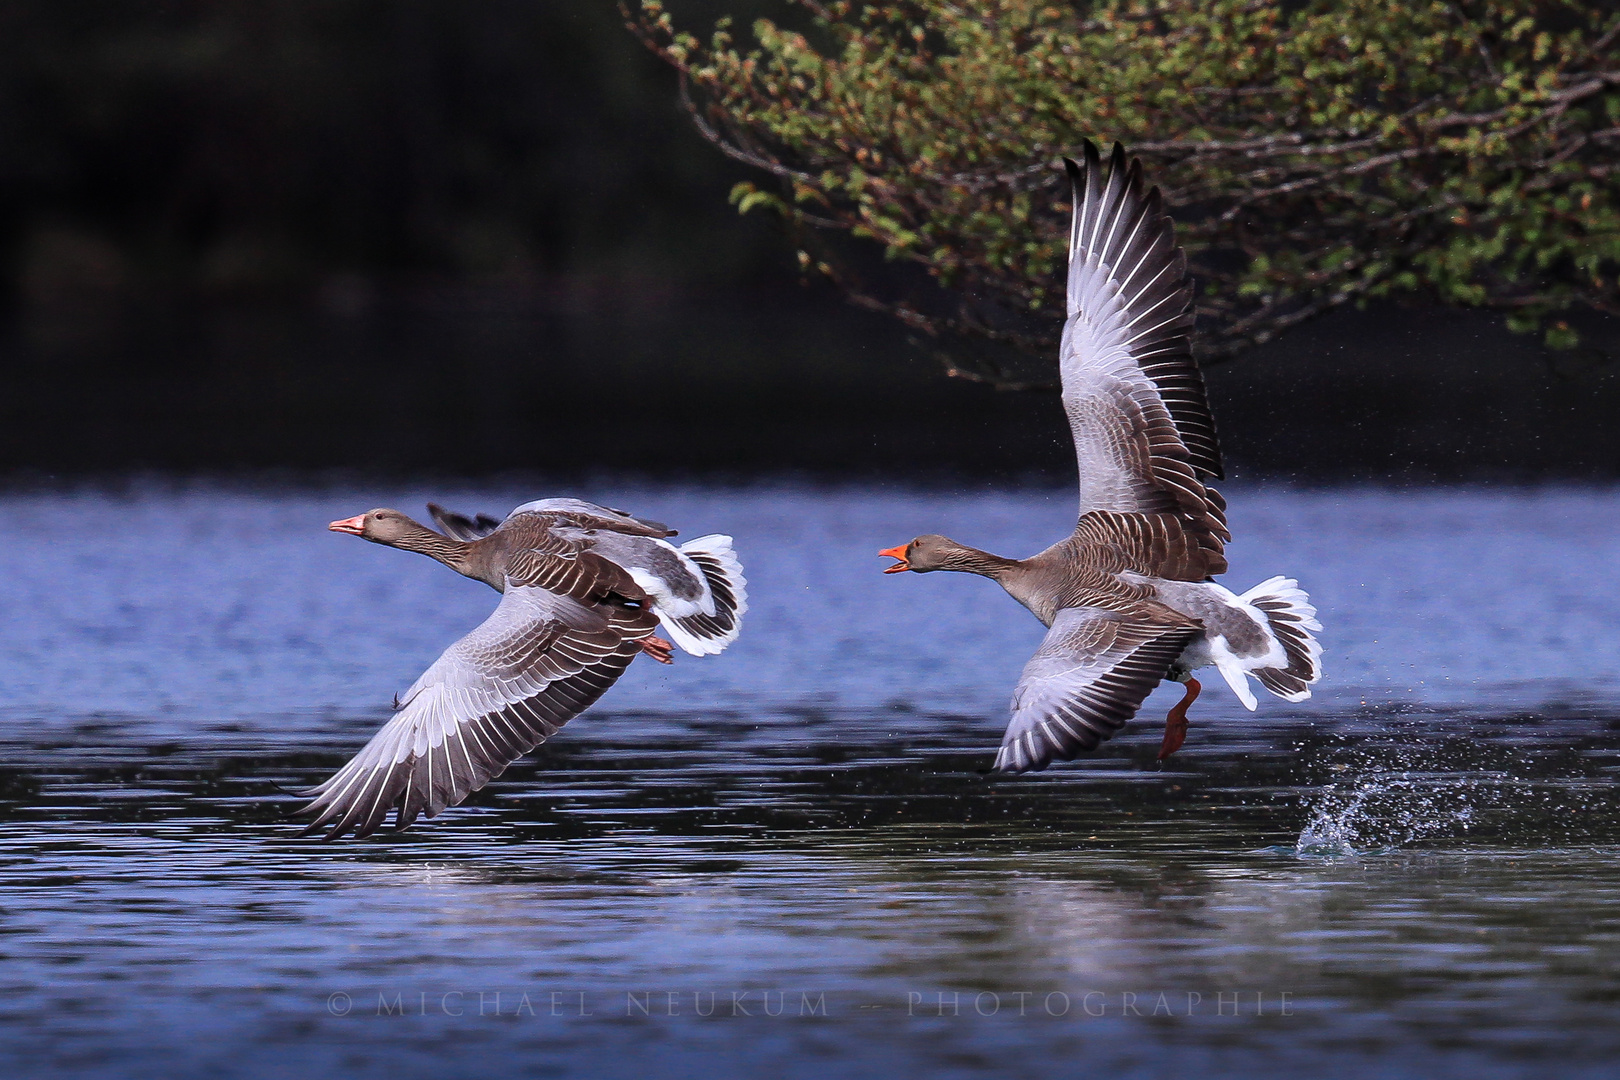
[1,483,1619,1077]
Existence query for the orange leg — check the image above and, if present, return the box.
[638,635,675,665]
[1158,677,1201,760]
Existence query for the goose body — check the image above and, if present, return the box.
[880,142,1321,771]
[298,499,746,839]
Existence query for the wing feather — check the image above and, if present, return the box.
[1060,141,1227,555]
[297,585,645,839]
[994,606,1200,773]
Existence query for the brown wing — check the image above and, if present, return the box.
[1076,507,1228,582]
[296,585,655,840]
[491,512,655,608]
[1061,141,1228,557]
[994,605,1200,773]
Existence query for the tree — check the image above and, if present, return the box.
[629,0,1620,386]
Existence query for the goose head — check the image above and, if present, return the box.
[328,508,428,545]
[878,534,964,573]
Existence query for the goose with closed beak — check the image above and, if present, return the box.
[298,498,747,839]
[879,142,1321,771]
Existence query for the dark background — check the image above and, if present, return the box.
[2,0,1616,482]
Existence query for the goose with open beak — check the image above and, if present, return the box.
[879,142,1321,770]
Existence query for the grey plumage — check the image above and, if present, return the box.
[299,500,746,839]
[881,142,1321,772]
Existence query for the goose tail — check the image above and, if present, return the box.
[1240,576,1322,702]
[660,535,748,656]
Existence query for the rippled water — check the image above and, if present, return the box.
[1,482,1618,1078]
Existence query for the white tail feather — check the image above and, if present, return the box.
[1239,575,1322,702]
[1239,576,1323,631]
[1209,637,1259,710]
[660,535,748,656]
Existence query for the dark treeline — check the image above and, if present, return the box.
[1,0,1616,481]
[2,1,782,304]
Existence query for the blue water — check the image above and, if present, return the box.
[1,481,1618,1077]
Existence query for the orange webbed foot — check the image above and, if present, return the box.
[1158,676,1201,760]
[638,635,675,665]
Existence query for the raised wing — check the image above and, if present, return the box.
[296,586,649,839]
[427,502,502,541]
[1061,141,1227,547]
[994,605,1199,773]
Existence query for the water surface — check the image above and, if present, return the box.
[1,483,1617,1077]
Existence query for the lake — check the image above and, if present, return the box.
[1,481,1617,1078]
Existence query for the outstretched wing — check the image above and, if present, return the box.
[994,605,1200,773]
[1061,141,1227,549]
[296,586,645,839]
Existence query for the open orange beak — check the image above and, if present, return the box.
[328,514,366,536]
[879,544,911,573]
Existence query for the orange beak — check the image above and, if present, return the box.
[328,514,366,536]
[879,544,911,573]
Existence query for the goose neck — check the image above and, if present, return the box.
[386,519,476,573]
[945,545,1019,578]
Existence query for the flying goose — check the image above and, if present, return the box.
[879,142,1321,770]
[298,498,747,839]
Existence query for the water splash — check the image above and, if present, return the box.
[1295,769,1487,855]
[1288,725,1605,856]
